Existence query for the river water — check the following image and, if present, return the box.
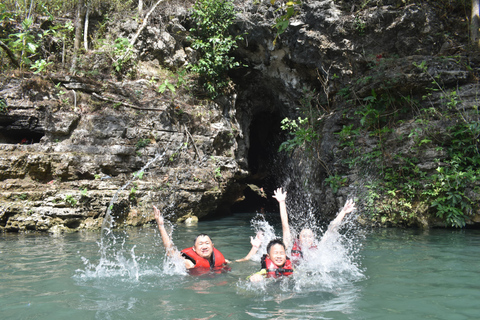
[1,212,479,320]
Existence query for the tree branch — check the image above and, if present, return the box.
[92,92,166,111]
[0,40,20,68]
[116,0,167,63]
[184,124,201,159]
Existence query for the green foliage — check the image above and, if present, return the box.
[354,17,366,36]
[30,59,53,74]
[214,167,222,179]
[133,171,144,179]
[7,18,39,69]
[272,0,301,45]
[188,0,243,98]
[65,194,77,207]
[0,99,7,113]
[325,175,347,194]
[344,60,480,227]
[135,138,151,150]
[158,79,176,94]
[111,37,136,74]
[129,186,137,201]
[279,117,318,153]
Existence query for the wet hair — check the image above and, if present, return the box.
[266,239,286,255]
[194,233,212,245]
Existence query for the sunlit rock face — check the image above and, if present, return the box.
[1,1,479,231]
[0,74,247,232]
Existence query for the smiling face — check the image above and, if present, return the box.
[193,235,214,259]
[267,243,287,268]
[299,228,315,247]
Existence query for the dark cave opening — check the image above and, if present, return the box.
[0,116,45,144]
[0,128,44,144]
[231,110,287,214]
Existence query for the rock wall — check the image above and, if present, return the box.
[1,0,479,231]
[0,73,247,232]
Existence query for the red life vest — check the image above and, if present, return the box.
[291,239,303,259]
[180,247,226,269]
[262,255,294,278]
[291,239,318,264]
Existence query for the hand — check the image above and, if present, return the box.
[341,199,356,215]
[153,205,164,226]
[272,187,287,203]
[249,273,265,282]
[250,232,263,248]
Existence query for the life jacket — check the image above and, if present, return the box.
[291,239,304,259]
[291,239,318,259]
[261,254,294,278]
[181,247,226,269]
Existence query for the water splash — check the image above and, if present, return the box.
[239,203,365,296]
[76,140,191,281]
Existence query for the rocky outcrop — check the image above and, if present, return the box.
[1,0,479,231]
[0,73,247,232]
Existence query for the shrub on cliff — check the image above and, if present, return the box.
[188,0,243,98]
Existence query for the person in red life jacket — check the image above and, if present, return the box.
[272,187,356,263]
[153,205,230,272]
[248,239,293,282]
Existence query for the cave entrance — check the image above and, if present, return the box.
[0,115,44,144]
[231,110,285,214]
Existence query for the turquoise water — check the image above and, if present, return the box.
[1,213,479,320]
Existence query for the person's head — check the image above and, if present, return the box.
[266,239,287,267]
[193,233,214,259]
[299,228,315,247]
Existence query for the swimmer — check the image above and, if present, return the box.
[153,205,230,271]
[153,205,258,271]
[248,239,294,282]
[273,187,356,262]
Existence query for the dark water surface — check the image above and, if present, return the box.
[1,213,479,320]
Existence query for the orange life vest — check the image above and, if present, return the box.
[180,247,226,269]
[262,255,294,278]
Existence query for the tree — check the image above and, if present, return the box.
[71,0,85,72]
[472,0,480,49]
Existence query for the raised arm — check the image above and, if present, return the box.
[153,205,176,256]
[273,188,292,248]
[320,199,356,243]
[235,231,263,262]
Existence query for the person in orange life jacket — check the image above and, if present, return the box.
[248,239,294,282]
[153,205,259,271]
[153,205,230,271]
[273,187,356,263]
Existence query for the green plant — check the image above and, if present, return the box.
[133,171,144,179]
[354,16,366,35]
[278,117,318,153]
[135,138,151,150]
[65,194,77,207]
[0,99,7,113]
[111,37,136,74]
[7,18,39,69]
[169,152,178,162]
[272,0,302,45]
[157,79,176,94]
[17,193,28,200]
[129,186,137,201]
[214,167,222,179]
[188,0,244,98]
[324,175,347,194]
[30,59,52,74]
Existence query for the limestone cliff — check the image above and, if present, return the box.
[1,0,479,232]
